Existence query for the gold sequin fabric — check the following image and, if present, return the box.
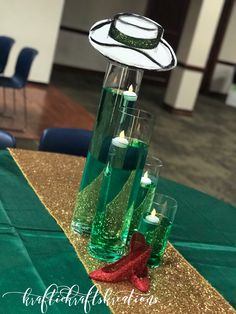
[9,149,236,314]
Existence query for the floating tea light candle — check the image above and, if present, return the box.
[145,208,160,224]
[138,208,160,236]
[112,130,129,148]
[138,208,160,235]
[129,157,162,237]
[123,85,138,101]
[141,171,152,187]
[120,85,137,124]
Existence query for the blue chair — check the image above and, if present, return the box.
[0,36,15,73]
[0,47,38,128]
[0,130,16,149]
[39,128,93,157]
[0,47,38,88]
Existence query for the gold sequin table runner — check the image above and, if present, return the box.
[9,149,235,314]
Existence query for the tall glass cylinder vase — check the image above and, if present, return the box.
[71,62,143,234]
[88,107,153,262]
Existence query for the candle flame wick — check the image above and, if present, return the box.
[128,85,133,92]
[144,171,149,178]
[151,209,157,216]
[119,130,125,138]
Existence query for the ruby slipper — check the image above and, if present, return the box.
[131,267,150,292]
[89,232,151,292]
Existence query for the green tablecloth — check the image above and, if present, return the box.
[160,178,236,309]
[0,150,235,313]
[0,150,110,314]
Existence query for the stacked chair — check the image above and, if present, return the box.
[39,128,93,157]
[0,36,15,74]
[0,36,38,130]
[0,130,16,149]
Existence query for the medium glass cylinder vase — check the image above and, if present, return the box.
[128,156,163,237]
[71,61,143,234]
[88,107,153,262]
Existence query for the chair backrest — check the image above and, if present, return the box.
[39,128,93,157]
[14,47,38,87]
[0,36,15,73]
[0,130,16,149]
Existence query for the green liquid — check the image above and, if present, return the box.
[138,213,172,267]
[135,175,158,208]
[80,87,125,190]
[89,139,148,262]
[71,152,105,234]
[79,151,105,191]
[128,181,156,237]
[72,87,135,234]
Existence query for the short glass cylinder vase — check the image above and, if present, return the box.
[128,156,163,237]
[138,193,177,268]
[71,61,144,235]
[88,107,153,262]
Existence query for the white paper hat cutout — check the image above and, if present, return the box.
[89,13,177,71]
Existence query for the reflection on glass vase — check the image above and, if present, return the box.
[88,107,153,262]
[71,61,143,235]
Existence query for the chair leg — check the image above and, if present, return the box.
[3,88,7,114]
[23,88,27,129]
[0,88,13,118]
[13,88,16,115]
[0,88,27,132]
[0,88,3,114]
[0,88,7,115]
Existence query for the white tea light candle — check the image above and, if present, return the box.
[145,209,159,224]
[112,130,129,148]
[138,208,160,238]
[141,171,152,187]
[123,85,138,101]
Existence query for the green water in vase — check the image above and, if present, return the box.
[72,87,135,234]
[128,179,157,238]
[81,87,125,189]
[71,152,105,234]
[138,213,172,267]
[89,139,148,262]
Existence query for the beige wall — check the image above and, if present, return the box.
[165,0,224,111]
[54,0,148,71]
[218,1,236,63]
[62,0,148,30]
[177,0,224,68]
[0,0,64,83]
[210,64,234,94]
[210,1,236,93]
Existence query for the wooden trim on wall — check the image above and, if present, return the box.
[217,60,236,67]
[177,62,204,72]
[60,26,89,36]
[53,63,104,76]
[162,102,193,116]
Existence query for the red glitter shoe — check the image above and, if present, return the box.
[89,232,151,291]
[131,267,150,292]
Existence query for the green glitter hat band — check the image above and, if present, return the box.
[108,14,164,50]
